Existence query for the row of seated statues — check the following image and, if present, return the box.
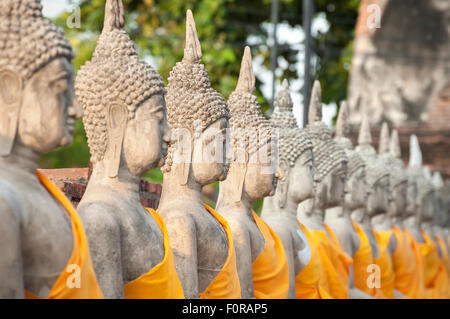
[0,0,449,299]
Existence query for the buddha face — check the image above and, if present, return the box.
[243,142,278,201]
[17,58,81,153]
[388,181,407,219]
[123,94,170,176]
[317,161,347,209]
[405,179,418,217]
[191,118,228,185]
[345,166,367,211]
[367,175,390,216]
[287,150,314,204]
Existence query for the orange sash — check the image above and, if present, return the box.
[403,228,427,299]
[351,221,385,298]
[436,235,450,297]
[373,231,396,299]
[25,170,104,299]
[251,212,289,299]
[420,231,448,298]
[307,226,350,299]
[420,232,448,299]
[198,204,241,299]
[391,226,423,298]
[123,208,184,299]
[295,223,333,299]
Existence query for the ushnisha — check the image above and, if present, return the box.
[216,48,288,299]
[157,10,241,299]
[0,0,101,299]
[75,0,183,299]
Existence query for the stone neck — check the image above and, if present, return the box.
[86,161,141,200]
[391,216,404,229]
[216,178,255,220]
[351,208,371,230]
[421,222,434,236]
[403,215,422,235]
[297,198,325,231]
[261,193,300,219]
[159,168,204,211]
[0,142,40,174]
[325,206,350,220]
[371,213,393,231]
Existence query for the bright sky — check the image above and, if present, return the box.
[41,0,337,128]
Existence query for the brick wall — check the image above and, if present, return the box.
[39,168,162,210]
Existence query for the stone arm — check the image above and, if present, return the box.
[78,203,124,299]
[0,195,25,298]
[164,213,199,299]
[387,232,397,256]
[333,225,373,299]
[266,222,297,299]
[229,222,255,299]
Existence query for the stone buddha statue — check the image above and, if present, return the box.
[408,136,448,297]
[297,81,358,299]
[297,81,348,233]
[75,0,183,299]
[216,48,289,299]
[324,102,373,299]
[157,10,240,299]
[354,115,404,298]
[0,0,102,298]
[260,79,313,299]
[407,135,436,242]
[353,116,392,252]
[378,123,408,231]
[431,172,449,254]
[401,134,423,243]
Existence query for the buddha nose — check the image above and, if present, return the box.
[162,121,171,144]
[68,97,83,120]
[275,167,283,180]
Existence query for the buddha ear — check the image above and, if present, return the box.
[277,159,290,208]
[232,148,248,203]
[0,69,23,157]
[105,103,128,178]
[172,129,192,186]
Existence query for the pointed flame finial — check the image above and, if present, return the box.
[378,122,390,154]
[308,80,322,124]
[390,129,401,159]
[183,9,202,64]
[336,101,350,137]
[103,0,125,33]
[235,46,255,94]
[358,114,372,146]
[408,134,422,168]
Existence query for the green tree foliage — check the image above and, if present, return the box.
[40,0,359,187]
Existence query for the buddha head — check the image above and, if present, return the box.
[162,10,230,187]
[407,135,435,223]
[269,79,314,208]
[304,81,348,212]
[334,101,367,211]
[75,0,169,179]
[355,115,390,217]
[378,123,408,220]
[220,46,279,203]
[0,0,80,157]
